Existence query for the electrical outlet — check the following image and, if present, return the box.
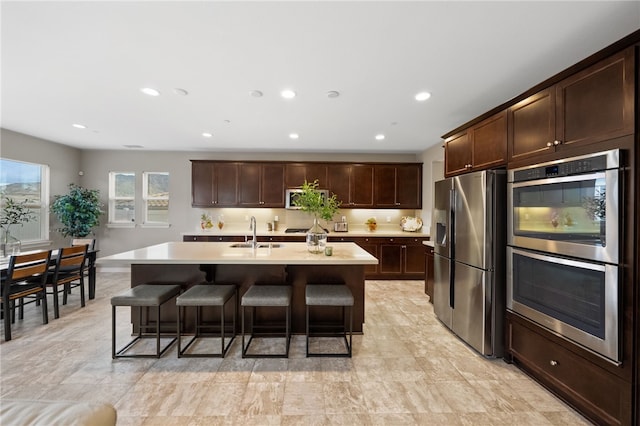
[245,215,249,221]
[386,216,391,222]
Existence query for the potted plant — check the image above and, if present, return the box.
[366,217,377,231]
[51,184,104,238]
[0,194,36,256]
[293,180,341,253]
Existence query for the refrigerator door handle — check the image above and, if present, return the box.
[449,188,456,309]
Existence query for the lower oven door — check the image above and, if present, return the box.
[507,246,620,364]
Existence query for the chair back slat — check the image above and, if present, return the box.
[71,238,95,250]
[5,251,51,283]
[56,245,87,271]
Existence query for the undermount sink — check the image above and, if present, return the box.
[229,242,282,249]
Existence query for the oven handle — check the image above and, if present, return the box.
[509,171,607,188]
[510,247,606,272]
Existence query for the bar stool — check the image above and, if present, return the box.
[241,285,291,358]
[305,284,354,357]
[111,284,181,358]
[176,284,237,358]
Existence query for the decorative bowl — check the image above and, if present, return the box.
[400,216,423,232]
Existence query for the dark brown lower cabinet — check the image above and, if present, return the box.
[506,312,632,425]
[425,246,434,302]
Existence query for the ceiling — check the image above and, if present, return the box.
[2,1,639,154]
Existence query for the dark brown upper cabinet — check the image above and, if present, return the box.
[374,164,422,208]
[191,161,238,207]
[444,111,507,177]
[509,47,634,165]
[238,163,285,207]
[328,164,374,208]
[285,163,329,189]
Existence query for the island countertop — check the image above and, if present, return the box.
[98,241,378,266]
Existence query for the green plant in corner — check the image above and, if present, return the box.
[51,183,104,237]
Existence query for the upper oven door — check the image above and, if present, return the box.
[507,169,619,264]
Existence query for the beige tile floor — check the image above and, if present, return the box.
[0,272,591,425]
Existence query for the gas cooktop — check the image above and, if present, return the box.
[284,228,309,233]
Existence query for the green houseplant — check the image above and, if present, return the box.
[293,180,341,253]
[51,183,104,238]
[0,194,36,256]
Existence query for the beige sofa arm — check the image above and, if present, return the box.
[0,399,117,426]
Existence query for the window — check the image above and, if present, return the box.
[108,172,135,225]
[143,172,169,225]
[0,158,50,244]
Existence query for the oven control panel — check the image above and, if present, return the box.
[511,151,614,183]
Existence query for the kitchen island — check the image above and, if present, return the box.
[98,241,378,334]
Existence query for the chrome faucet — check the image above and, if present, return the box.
[249,216,257,249]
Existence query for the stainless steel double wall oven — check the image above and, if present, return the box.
[507,149,622,364]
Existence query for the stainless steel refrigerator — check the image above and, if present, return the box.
[433,170,506,357]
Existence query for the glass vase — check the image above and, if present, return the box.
[1,230,21,257]
[306,217,327,254]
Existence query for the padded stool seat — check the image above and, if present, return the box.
[241,285,291,358]
[176,284,237,357]
[111,284,181,358]
[305,284,353,357]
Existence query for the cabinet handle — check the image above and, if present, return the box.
[553,140,562,146]
[549,360,558,366]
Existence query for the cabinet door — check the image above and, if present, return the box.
[374,165,397,207]
[471,111,507,170]
[351,237,378,276]
[404,242,426,275]
[261,164,285,207]
[444,131,472,177]
[238,163,261,206]
[328,165,351,206]
[351,164,374,207]
[396,164,421,208]
[214,163,239,206]
[508,88,555,163]
[557,48,634,150]
[285,164,306,188]
[379,240,402,275]
[191,162,214,207]
[305,164,329,189]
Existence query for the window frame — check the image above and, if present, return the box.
[0,158,50,246]
[142,171,170,227]
[108,171,136,227]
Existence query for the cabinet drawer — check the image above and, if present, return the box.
[508,318,631,425]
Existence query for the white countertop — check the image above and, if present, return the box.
[98,242,379,266]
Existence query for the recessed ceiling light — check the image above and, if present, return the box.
[280,89,296,99]
[375,134,385,141]
[202,132,213,138]
[173,88,188,96]
[250,90,263,98]
[72,123,86,129]
[415,91,431,101]
[140,87,160,96]
[327,90,340,98]
[289,133,299,140]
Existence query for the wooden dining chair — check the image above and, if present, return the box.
[71,238,95,250]
[45,245,88,319]
[1,250,52,341]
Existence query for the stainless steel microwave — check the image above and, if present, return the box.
[285,188,329,210]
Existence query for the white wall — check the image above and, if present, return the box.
[418,142,444,234]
